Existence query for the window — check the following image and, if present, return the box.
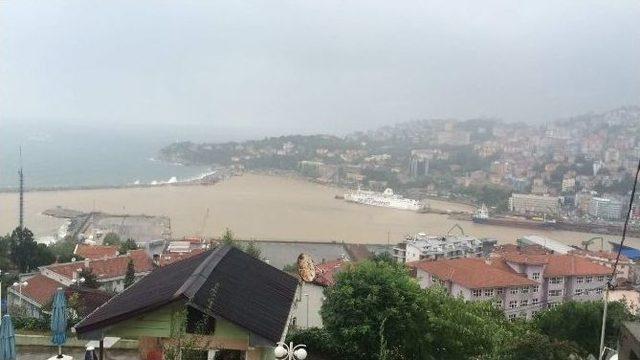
[509,314,517,321]
[472,289,481,297]
[586,276,593,283]
[496,288,505,295]
[532,285,539,293]
[597,275,605,282]
[532,272,540,280]
[549,277,563,284]
[574,289,583,296]
[509,288,519,294]
[186,307,216,335]
[548,289,562,297]
[520,300,528,307]
[596,288,603,295]
[494,300,503,308]
[431,275,439,282]
[484,289,494,297]
[576,276,584,284]
[509,300,518,309]
[521,286,529,294]
[532,298,539,305]
[531,310,539,317]
[548,302,558,309]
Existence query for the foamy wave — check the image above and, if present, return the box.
[146,169,217,186]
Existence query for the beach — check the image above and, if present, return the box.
[0,174,636,248]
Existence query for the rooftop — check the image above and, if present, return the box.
[11,274,65,306]
[45,249,153,280]
[75,246,298,344]
[74,244,119,260]
[518,235,573,254]
[408,258,538,289]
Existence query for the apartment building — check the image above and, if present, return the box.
[409,258,542,320]
[393,234,491,263]
[409,247,612,320]
[494,247,612,308]
[509,193,561,216]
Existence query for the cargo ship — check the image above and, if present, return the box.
[472,204,558,229]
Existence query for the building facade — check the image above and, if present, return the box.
[588,197,623,220]
[393,234,487,263]
[409,249,612,320]
[509,194,561,216]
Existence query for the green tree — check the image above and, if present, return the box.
[124,258,136,289]
[221,228,236,247]
[118,238,139,254]
[535,300,635,356]
[79,268,100,289]
[320,260,431,359]
[244,241,262,259]
[9,227,55,272]
[102,232,121,246]
[48,235,78,263]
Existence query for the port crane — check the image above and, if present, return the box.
[581,236,605,251]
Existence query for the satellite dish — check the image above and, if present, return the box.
[297,253,316,283]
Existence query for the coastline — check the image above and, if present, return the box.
[0,172,636,248]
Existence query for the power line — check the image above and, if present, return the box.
[599,156,640,360]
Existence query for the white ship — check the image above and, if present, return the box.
[344,188,422,211]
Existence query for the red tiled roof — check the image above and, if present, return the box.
[493,244,551,256]
[12,274,64,306]
[501,252,550,265]
[159,248,208,266]
[313,260,345,287]
[45,249,153,280]
[408,258,537,289]
[544,255,612,277]
[74,244,119,260]
[569,249,630,262]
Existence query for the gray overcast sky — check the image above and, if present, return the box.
[1,1,639,136]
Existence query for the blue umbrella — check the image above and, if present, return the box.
[0,314,16,360]
[50,288,68,358]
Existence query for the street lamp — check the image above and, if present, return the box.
[13,281,28,308]
[274,342,307,360]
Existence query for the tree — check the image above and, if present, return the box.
[124,259,136,289]
[102,232,121,246]
[221,228,236,247]
[320,260,431,359]
[535,300,635,356]
[244,241,262,259]
[48,235,78,263]
[9,227,55,272]
[79,268,100,289]
[118,238,138,254]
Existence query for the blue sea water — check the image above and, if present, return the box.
[0,121,229,190]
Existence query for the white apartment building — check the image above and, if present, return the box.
[393,234,486,263]
[509,193,561,216]
[589,197,624,220]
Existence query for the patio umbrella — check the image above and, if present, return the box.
[0,314,16,360]
[50,288,68,358]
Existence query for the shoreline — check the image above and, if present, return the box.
[0,172,636,248]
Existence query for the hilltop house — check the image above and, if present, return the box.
[8,249,153,317]
[74,246,298,360]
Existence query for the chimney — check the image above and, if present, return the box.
[84,258,90,268]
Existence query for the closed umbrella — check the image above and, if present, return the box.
[50,288,68,358]
[0,314,16,360]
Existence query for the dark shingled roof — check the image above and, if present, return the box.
[74,246,298,344]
